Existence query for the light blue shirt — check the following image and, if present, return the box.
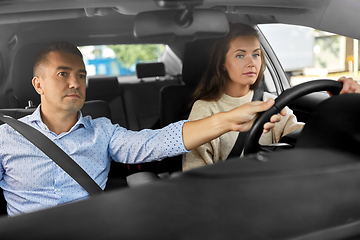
[0,106,188,216]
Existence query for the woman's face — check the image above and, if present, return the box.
[223,35,261,97]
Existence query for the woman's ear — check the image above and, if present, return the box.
[32,76,44,95]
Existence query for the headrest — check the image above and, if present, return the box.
[182,38,218,86]
[12,43,45,108]
[86,77,119,100]
[136,62,165,79]
[296,93,360,155]
[81,100,112,120]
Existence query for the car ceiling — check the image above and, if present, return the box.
[0,0,360,45]
[0,0,358,77]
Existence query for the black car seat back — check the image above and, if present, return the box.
[160,38,218,125]
[12,43,44,108]
[86,77,127,128]
[121,62,181,131]
[136,62,165,81]
[158,38,218,174]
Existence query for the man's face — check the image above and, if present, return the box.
[33,51,87,115]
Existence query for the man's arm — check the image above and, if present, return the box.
[182,99,279,151]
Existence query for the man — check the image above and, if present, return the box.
[0,41,281,216]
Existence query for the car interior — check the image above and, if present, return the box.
[0,0,360,239]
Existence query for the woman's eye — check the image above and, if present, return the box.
[236,54,244,58]
[253,53,260,58]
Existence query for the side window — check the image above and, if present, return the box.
[263,67,277,95]
[259,23,360,87]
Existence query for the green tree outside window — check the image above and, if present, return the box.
[108,44,165,68]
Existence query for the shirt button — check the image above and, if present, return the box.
[42,126,46,130]
[57,189,61,192]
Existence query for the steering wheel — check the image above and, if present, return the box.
[243,79,343,156]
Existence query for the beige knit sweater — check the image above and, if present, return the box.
[183,90,305,171]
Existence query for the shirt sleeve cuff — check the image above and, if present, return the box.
[163,120,190,157]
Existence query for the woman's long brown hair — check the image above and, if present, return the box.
[190,22,266,106]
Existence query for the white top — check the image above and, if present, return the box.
[183,90,304,171]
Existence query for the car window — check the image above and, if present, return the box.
[262,67,277,95]
[258,23,360,86]
[79,44,182,80]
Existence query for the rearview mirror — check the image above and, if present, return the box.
[134,9,229,41]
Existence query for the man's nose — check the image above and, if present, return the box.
[68,75,81,88]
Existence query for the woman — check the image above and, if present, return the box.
[183,22,359,171]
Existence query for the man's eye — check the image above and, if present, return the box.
[59,72,67,76]
[78,74,86,79]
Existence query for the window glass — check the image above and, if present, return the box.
[263,66,277,95]
[259,23,360,86]
[79,44,181,78]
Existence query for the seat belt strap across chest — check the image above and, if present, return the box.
[0,114,103,196]
[227,84,264,158]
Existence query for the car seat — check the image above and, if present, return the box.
[126,38,219,187]
[156,38,218,175]
[12,43,44,108]
[160,38,218,127]
[122,62,181,131]
[136,62,165,81]
[86,76,128,128]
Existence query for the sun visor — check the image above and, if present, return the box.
[134,9,229,41]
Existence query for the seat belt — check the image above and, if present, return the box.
[0,114,103,196]
[227,83,264,158]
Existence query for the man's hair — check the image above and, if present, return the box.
[33,41,83,76]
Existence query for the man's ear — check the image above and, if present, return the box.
[32,76,44,95]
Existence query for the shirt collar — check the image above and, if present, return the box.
[26,104,90,129]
